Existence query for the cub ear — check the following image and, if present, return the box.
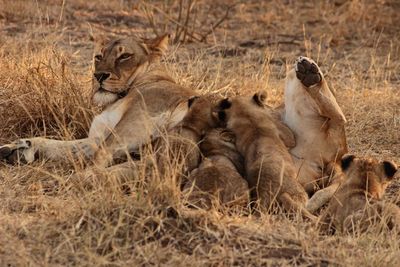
[382,161,398,179]
[218,98,231,110]
[188,96,200,108]
[341,154,356,171]
[143,34,170,57]
[252,91,268,107]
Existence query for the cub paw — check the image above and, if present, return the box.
[295,56,322,87]
[0,139,34,164]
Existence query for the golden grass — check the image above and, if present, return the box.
[0,0,399,266]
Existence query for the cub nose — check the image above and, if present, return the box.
[94,72,110,83]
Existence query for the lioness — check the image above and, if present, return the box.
[0,35,196,171]
[217,93,316,220]
[183,128,249,209]
[280,56,348,213]
[319,155,400,234]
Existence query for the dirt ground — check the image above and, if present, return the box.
[0,0,399,266]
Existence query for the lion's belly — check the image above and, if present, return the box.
[284,88,341,188]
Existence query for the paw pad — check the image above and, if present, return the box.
[295,57,322,87]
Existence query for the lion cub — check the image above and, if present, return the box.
[217,92,315,220]
[155,96,218,175]
[319,155,400,234]
[183,128,249,209]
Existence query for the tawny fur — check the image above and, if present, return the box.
[183,128,249,209]
[218,93,315,220]
[319,155,400,234]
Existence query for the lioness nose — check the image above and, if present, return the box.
[94,72,110,83]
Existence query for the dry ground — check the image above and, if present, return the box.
[0,0,399,266]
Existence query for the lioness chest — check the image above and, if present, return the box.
[89,81,194,147]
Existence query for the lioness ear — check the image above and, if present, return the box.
[188,96,200,108]
[341,154,355,171]
[144,34,170,56]
[91,33,112,48]
[219,98,231,109]
[382,161,398,179]
[253,91,268,107]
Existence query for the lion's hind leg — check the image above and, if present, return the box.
[306,162,344,213]
[294,57,346,123]
[306,183,340,214]
[279,192,317,222]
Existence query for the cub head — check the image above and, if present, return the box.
[184,96,219,134]
[341,154,398,199]
[92,34,169,107]
[200,128,237,155]
[200,128,245,175]
[216,91,268,126]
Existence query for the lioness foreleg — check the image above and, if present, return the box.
[0,137,99,164]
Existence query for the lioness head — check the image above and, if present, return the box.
[92,34,169,106]
[341,154,398,199]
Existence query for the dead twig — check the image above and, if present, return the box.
[141,1,235,44]
[199,3,236,42]
[142,1,202,42]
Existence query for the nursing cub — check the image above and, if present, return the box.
[319,155,400,234]
[217,93,315,220]
[183,128,249,209]
[155,96,218,176]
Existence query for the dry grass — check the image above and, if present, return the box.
[0,0,399,266]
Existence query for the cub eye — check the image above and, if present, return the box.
[94,55,102,62]
[118,53,133,61]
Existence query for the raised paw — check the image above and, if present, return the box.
[295,56,322,87]
[0,139,35,164]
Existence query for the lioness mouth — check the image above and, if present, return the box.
[98,87,128,99]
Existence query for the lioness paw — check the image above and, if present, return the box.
[295,56,322,87]
[0,139,35,164]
